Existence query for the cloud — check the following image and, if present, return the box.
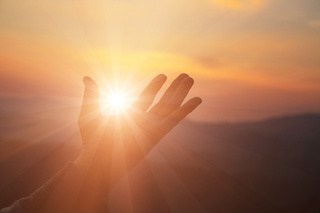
[207,0,264,10]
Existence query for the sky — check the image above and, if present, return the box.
[0,0,320,122]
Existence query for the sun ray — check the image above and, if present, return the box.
[0,121,80,192]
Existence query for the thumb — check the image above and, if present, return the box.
[80,76,100,117]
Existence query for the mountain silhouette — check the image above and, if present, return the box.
[1,113,320,212]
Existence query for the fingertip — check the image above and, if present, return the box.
[83,76,98,88]
[83,76,90,85]
[156,73,167,82]
[83,76,95,85]
[183,77,194,86]
[179,73,189,78]
[193,97,202,105]
[186,97,202,107]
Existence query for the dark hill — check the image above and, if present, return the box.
[1,113,320,212]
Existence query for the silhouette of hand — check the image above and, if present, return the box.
[75,73,202,190]
[0,74,201,213]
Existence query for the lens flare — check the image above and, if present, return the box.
[100,89,132,115]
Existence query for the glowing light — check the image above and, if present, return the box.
[100,89,132,115]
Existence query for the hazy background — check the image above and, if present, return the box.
[1,0,320,212]
[1,0,320,122]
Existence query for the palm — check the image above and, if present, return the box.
[77,73,201,188]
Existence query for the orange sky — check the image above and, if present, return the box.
[0,0,320,122]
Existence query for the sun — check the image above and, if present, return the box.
[100,89,132,115]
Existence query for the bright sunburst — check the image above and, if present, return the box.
[100,89,132,115]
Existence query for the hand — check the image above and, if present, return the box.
[75,73,202,190]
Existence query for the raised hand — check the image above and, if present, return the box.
[0,74,201,213]
[76,73,202,191]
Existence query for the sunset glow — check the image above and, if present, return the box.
[0,0,319,122]
[1,1,320,212]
